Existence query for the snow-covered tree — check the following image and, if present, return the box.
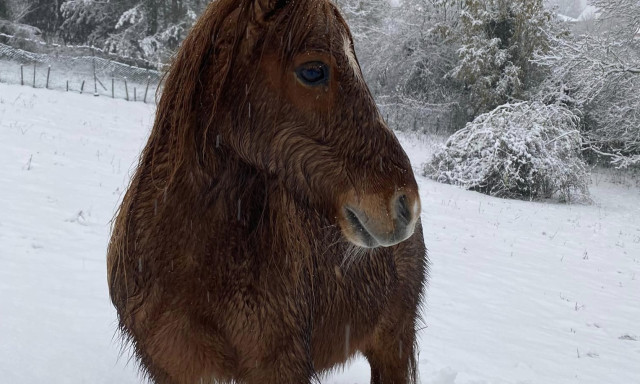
[334,0,468,133]
[335,0,391,42]
[60,0,118,45]
[449,0,554,116]
[20,0,62,37]
[334,0,398,96]
[536,0,640,167]
[386,0,463,98]
[426,102,590,201]
[57,0,205,61]
[592,0,640,40]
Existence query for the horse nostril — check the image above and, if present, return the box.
[343,206,379,248]
[395,194,412,225]
[345,207,363,231]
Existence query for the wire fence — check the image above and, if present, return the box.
[0,34,164,103]
[376,94,465,135]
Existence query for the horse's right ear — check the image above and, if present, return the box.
[252,0,290,24]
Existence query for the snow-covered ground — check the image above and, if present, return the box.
[1,83,639,383]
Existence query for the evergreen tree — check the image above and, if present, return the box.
[449,0,553,116]
[22,0,63,38]
[60,0,120,44]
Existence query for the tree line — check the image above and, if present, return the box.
[0,0,208,62]
[345,0,639,169]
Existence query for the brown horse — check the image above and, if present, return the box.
[107,0,428,383]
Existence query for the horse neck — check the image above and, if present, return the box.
[209,150,268,224]
[145,116,335,255]
[208,148,327,243]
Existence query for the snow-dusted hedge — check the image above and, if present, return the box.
[425,102,590,202]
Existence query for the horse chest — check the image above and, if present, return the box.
[204,246,397,319]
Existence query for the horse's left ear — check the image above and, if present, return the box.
[252,0,290,24]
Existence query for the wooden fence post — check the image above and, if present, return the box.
[66,80,69,92]
[20,65,23,86]
[93,55,98,96]
[144,76,150,103]
[32,63,36,88]
[80,80,85,94]
[111,77,115,99]
[124,77,129,101]
[46,66,51,89]
[134,87,137,102]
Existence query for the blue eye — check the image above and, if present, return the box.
[296,62,329,86]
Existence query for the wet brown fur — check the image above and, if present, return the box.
[107,0,428,382]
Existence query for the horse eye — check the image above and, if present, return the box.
[295,62,329,86]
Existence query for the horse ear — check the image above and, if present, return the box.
[252,0,290,24]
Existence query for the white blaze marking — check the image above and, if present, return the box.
[343,35,363,83]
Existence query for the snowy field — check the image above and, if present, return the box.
[0,83,639,384]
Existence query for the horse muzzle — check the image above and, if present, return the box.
[339,189,421,248]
